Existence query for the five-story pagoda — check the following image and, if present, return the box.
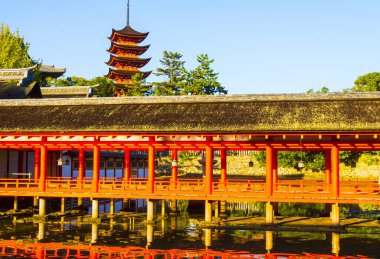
[105,0,151,96]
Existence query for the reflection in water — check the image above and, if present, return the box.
[0,216,377,259]
[91,222,98,244]
[266,231,273,253]
[332,232,340,256]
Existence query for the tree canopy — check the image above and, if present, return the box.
[0,24,37,69]
[153,51,227,96]
[153,51,186,95]
[351,72,380,92]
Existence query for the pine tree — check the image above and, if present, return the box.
[153,51,186,95]
[183,54,227,95]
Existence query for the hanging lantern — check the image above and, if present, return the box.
[57,156,63,166]
[248,160,254,167]
[298,160,305,169]
[64,157,70,166]
[172,160,178,167]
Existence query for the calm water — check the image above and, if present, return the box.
[0,214,379,259]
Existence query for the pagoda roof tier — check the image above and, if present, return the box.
[1,92,380,133]
[105,68,152,81]
[105,56,151,68]
[107,43,150,56]
[109,26,149,43]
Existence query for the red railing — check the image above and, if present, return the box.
[0,177,379,203]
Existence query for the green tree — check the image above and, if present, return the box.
[183,54,227,95]
[153,51,186,95]
[121,73,151,96]
[0,24,37,68]
[306,86,329,93]
[351,72,380,92]
[89,77,115,97]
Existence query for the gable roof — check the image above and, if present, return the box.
[0,93,379,133]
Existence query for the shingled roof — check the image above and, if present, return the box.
[0,93,379,133]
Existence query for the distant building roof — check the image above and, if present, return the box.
[0,93,379,133]
[41,86,94,98]
[0,81,42,99]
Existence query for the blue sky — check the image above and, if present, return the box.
[1,0,379,94]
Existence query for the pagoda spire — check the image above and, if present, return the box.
[106,0,151,96]
[127,0,130,26]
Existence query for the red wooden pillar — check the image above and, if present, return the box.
[92,145,100,193]
[34,148,40,184]
[220,149,227,184]
[78,149,85,183]
[39,145,47,192]
[273,150,278,187]
[171,149,178,184]
[266,145,274,196]
[331,145,340,198]
[325,149,332,185]
[148,139,155,194]
[123,148,131,183]
[205,145,213,195]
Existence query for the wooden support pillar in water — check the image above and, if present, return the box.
[265,231,274,253]
[265,202,274,224]
[147,224,153,248]
[214,201,219,219]
[219,200,228,219]
[78,198,83,206]
[38,222,45,241]
[110,199,115,215]
[13,196,18,210]
[170,200,177,215]
[123,198,129,211]
[92,199,99,219]
[205,200,212,222]
[147,199,154,223]
[61,197,65,213]
[39,197,46,216]
[331,203,340,226]
[91,223,98,244]
[161,200,165,218]
[33,197,38,207]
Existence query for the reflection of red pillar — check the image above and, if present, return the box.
[148,143,155,194]
[220,149,227,184]
[205,145,213,195]
[34,149,40,183]
[332,145,340,198]
[36,248,45,259]
[325,149,332,184]
[273,150,278,187]
[171,149,178,183]
[39,145,47,192]
[266,145,274,196]
[92,145,100,192]
[124,148,131,182]
[78,149,85,182]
